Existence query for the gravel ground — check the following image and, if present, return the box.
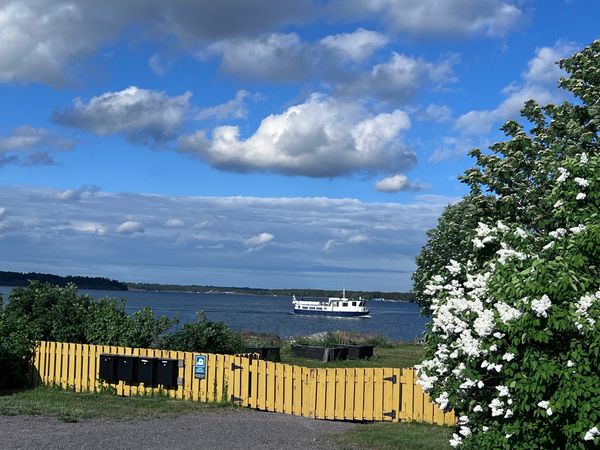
[0,410,355,450]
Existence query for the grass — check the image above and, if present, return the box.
[280,343,424,368]
[0,386,231,422]
[333,422,453,450]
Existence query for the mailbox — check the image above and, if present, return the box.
[156,358,178,387]
[137,357,157,386]
[99,354,118,382]
[117,355,137,383]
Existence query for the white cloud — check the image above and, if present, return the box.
[165,218,184,228]
[203,33,309,82]
[0,186,449,290]
[196,90,251,121]
[0,0,313,85]
[116,221,145,235]
[0,207,5,220]
[320,28,388,62]
[337,52,458,102]
[418,104,453,123]
[0,126,73,166]
[374,174,429,192]
[179,94,416,177]
[245,232,274,250]
[69,221,107,236]
[56,185,100,202]
[455,41,576,136]
[53,86,191,145]
[429,136,477,163]
[333,0,523,37]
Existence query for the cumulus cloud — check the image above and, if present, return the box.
[196,90,252,121]
[179,94,415,177]
[374,174,429,192]
[202,28,391,84]
[417,104,453,123]
[455,41,577,136]
[116,221,145,235]
[0,126,73,166]
[332,0,524,37]
[165,218,185,227]
[56,185,100,202]
[0,0,313,85]
[0,186,450,290]
[202,33,310,82]
[53,86,191,145]
[245,232,274,250]
[337,52,458,102]
[319,28,388,62]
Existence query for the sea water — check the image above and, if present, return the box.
[0,287,429,341]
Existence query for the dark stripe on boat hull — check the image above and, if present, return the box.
[293,309,369,317]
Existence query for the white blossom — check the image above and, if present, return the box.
[449,434,463,447]
[505,409,513,418]
[537,400,549,409]
[531,294,552,318]
[574,177,589,187]
[496,385,509,397]
[580,153,589,164]
[549,228,567,239]
[515,227,528,238]
[542,241,555,251]
[445,259,461,275]
[495,302,523,324]
[553,200,564,209]
[472,237,485,249]
[576,192,586,200]
[584,427,599,441]
[556,167,569,183]
[489,398,504,416]
[502,352,515,361]
[569,224,586,234]
[473,404,483,412]
[459,426,471,436]
[567,360,575,368]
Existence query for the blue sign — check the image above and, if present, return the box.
[194,354,206,379]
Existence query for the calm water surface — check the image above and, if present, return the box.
[0,287,429,341]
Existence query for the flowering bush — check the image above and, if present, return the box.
[416,41,600,449]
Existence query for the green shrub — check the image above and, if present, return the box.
[0,296,38,390]
[162,312,244,354]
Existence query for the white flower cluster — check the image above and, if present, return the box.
[556,167,569,183]
[531,294,552,318]
[584,426,599,441]
[537,400,553,416]
[573,291,599,331]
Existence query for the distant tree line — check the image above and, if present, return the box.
[0,271,127,291]
[127,282,414,301]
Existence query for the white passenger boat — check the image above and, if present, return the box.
[291,290,369,317]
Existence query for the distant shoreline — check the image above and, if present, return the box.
[0,270,414,301]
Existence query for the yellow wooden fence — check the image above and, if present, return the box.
[31,341,455,425]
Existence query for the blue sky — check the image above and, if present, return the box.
[0,1,597,291]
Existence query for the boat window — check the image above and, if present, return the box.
[352,302,356,306]
[332,302,337,307]
[342,302,348,307]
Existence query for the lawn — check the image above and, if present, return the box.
[280,343,424,368]
[334,422,453,450]
[0,386,230,422]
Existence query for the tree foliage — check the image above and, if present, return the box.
[416,40,600,448]
[162,311,244,355]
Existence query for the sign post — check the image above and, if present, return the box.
[194,354,206,379]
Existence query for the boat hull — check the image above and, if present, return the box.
[293,308,369,317]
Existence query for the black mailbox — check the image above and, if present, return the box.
[99,354,118,382]
[117,356,137,383]
[137,357,157,386]
[156,358,178,387]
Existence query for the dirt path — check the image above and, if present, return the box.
[0,409,355,450]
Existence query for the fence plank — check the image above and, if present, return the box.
[316,368,327,419]
[266,361,276,412]
[334,369,345,420]
[325,369,336,420]
[275,363,284,413]
[292,365,302,416]
[283,363,293,414]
